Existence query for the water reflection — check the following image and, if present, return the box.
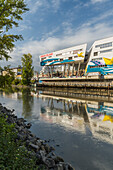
[38,90,113,144]
[21,89,34,118]
[1,88,113,144]
[1,88,113,169]
[0,88,34,119]
[0,90,22,100]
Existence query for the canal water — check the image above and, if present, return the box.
[1,88,113,170]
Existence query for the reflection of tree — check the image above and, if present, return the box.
[21,88,34,118]
[50,98,54,110]
[41,106,46,114]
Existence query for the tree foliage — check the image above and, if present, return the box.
[21,53,34,86]
[0,114,38,169]
[0,0,29,60]
[0,65,15,88]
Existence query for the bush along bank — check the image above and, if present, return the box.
[0,103,74,170]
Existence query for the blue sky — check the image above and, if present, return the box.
[2,0,113,71]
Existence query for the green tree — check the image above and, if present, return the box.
[0,66,3,75]
[4,65,15,78]
[21,53,34,85]
[0,0,29,60]
[0,65,15,88]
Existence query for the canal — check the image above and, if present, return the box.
[1,88,113,170]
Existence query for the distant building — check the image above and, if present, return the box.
[33,71,39,80]
[31,71,39,83]
[2,67,22,79]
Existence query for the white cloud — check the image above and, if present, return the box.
[62,22,73,35]
[85,0,108,7]
[27,0,48,14]
[18,24,32,31]
[42,27,60,39]
[91,0,108,4]
[82,9,113,28]
[26,0,64,14]
[2,0,113,71]
[5,22,112,71]
[51,0,61,12]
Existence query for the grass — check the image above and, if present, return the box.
[0,113,39,170]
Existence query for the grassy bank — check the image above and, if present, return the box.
[0,113,38,169]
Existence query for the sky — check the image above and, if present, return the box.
[2,0,113,71]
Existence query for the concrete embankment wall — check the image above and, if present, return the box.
[38,75,113,89]
[39,81,112,89]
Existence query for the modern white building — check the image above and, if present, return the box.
[39,44,87,77]
[86,36,113,76]
[40,44,87,66]
[39,36,113,78]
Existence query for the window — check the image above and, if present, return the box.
[92,58,102,61]
[90,65,107,68]
[100,49,112,53]
[94,52,98,56]
[69,57,72,60]
[95,42,112,48]
[73,50,79,54]
[56,53,62,56]
[73,49,82,54]
[41,57,46,61]
[60,59,63,61]
[48,56,52,58]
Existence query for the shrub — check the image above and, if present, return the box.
[0,114,38,169]
[12,79,22,85]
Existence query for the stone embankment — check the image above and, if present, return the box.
[0,103,74,170]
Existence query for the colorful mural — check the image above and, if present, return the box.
[77,52,84,58]
[40,53,84,66]
[40,58,59,66]
[103,57,113,65]
[86,104,113,122]
[86,58,113,75]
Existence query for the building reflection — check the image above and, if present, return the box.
[39,91,113,144]
[2,91,22,99]
[86,102,113,143]
[1,88,113,144]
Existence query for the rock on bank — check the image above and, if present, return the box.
[0,103,74,170]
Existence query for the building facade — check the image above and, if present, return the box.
[39,36,113,78]
[2,67,22,79]
[39,44,87,78]
[86,36,113,76]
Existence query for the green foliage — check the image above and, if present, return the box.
[0,114,38,169]
[12,79,21,85]
[0,66,3,74]
[4,65,15,78]
[31,79,36,84]
[0,66,15,88]
[0,74,15,88]
[21,53,34,86]
[0,0,29,60]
